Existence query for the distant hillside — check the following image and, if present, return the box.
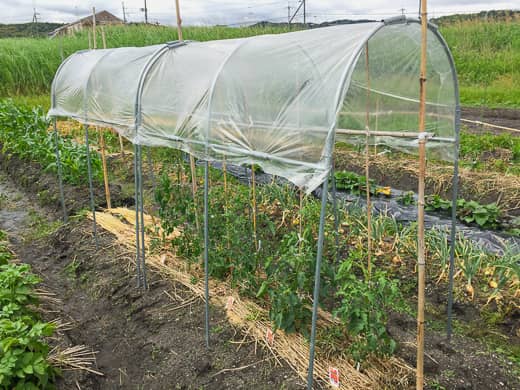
[432,9,520,25]
[251,19,375,29]
[0,22,64,38]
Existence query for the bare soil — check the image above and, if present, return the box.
[0,150,133,216]
[0,172,304,389]
[461,107,520,136]
[1,147,519,389]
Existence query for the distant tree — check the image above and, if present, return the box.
[0,22,64,38]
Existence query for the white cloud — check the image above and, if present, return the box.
[0,0,518,25]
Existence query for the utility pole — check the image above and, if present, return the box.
[122,2,127,23]
[400,7,406,16]
[289,0,306,25]
[287,1,291,26]
[303,0,306,24]
[144,0,148,24]
[31,8,40,36]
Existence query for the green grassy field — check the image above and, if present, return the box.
[439,20,520,107]
[0,24,290,97]
[0,20,518,108]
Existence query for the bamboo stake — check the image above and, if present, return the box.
[101,26,106,49]
[364,42,372,278]
[174,0,199,230]
[416,1,428,389]
[101,26,125,156]
[251,165,258,251]
[299,189,304,254]
[223,157,230,251]
[88,31,92,50]
[223,158,227,194]
[99,131,112,208]
[374,97,379,155]
[94,23,111,209]
[92,7,96,50]
[174,0,183,41]
[119,132,125,156]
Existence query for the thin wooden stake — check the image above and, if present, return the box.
[119,133,125,156]
[416,1,428,389]
[374,97,379,155]
[223,157,230,251]
[251,165,258,251]
[223,158,227,194]
[174,0,199,231]
[92,7,96,50]
[88,30,92,50]
[174,0,183,41]
[299,189,304,254]
[101,26,106,49]
[364,42,372,278]
[92,23,111,209]
[99,130,112,209]
[190,156,200,232]
[101,25,125,156]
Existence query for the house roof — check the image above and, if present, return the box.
[48,10,122,37]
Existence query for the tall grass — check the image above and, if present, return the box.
[0,21,518,108]
[440,20,520,107]
[0,24,290,96]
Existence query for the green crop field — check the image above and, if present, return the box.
[0,19,518,108]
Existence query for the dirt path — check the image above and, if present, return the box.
[0,172,303,389]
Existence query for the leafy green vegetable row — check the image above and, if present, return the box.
[0,99,102,186]
[0,235,57,389]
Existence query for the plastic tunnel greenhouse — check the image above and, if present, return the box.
[49,16,459,193]
[48,15,460,388]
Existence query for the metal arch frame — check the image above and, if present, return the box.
[200,35,326,349]
[49,51,96,226]
[305,16,461,389]
[82,49,114,250]
[50,50,116,250]
[50,51,80,110]
[430,23,462,342]
[203,37,250,349]
[132,40,189,289]
[47,20,460,387]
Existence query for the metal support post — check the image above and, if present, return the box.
[85,125,99,249]
[138,145,148,289]
[134,144,142,288]
[53,118,67,222]
[306,179,329,389]
[447,109,461,340]
[331,162,340,263]
[203,160,210,348]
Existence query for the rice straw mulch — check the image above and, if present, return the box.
[89,207,414,389]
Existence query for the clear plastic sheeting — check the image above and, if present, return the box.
[338,22,457,160]
[48,18,459,192]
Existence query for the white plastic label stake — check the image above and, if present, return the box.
[266,328,274,346]
[225,296,235,310]
[329,367,340,388]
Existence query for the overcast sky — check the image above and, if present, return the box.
[1,0,518,25]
